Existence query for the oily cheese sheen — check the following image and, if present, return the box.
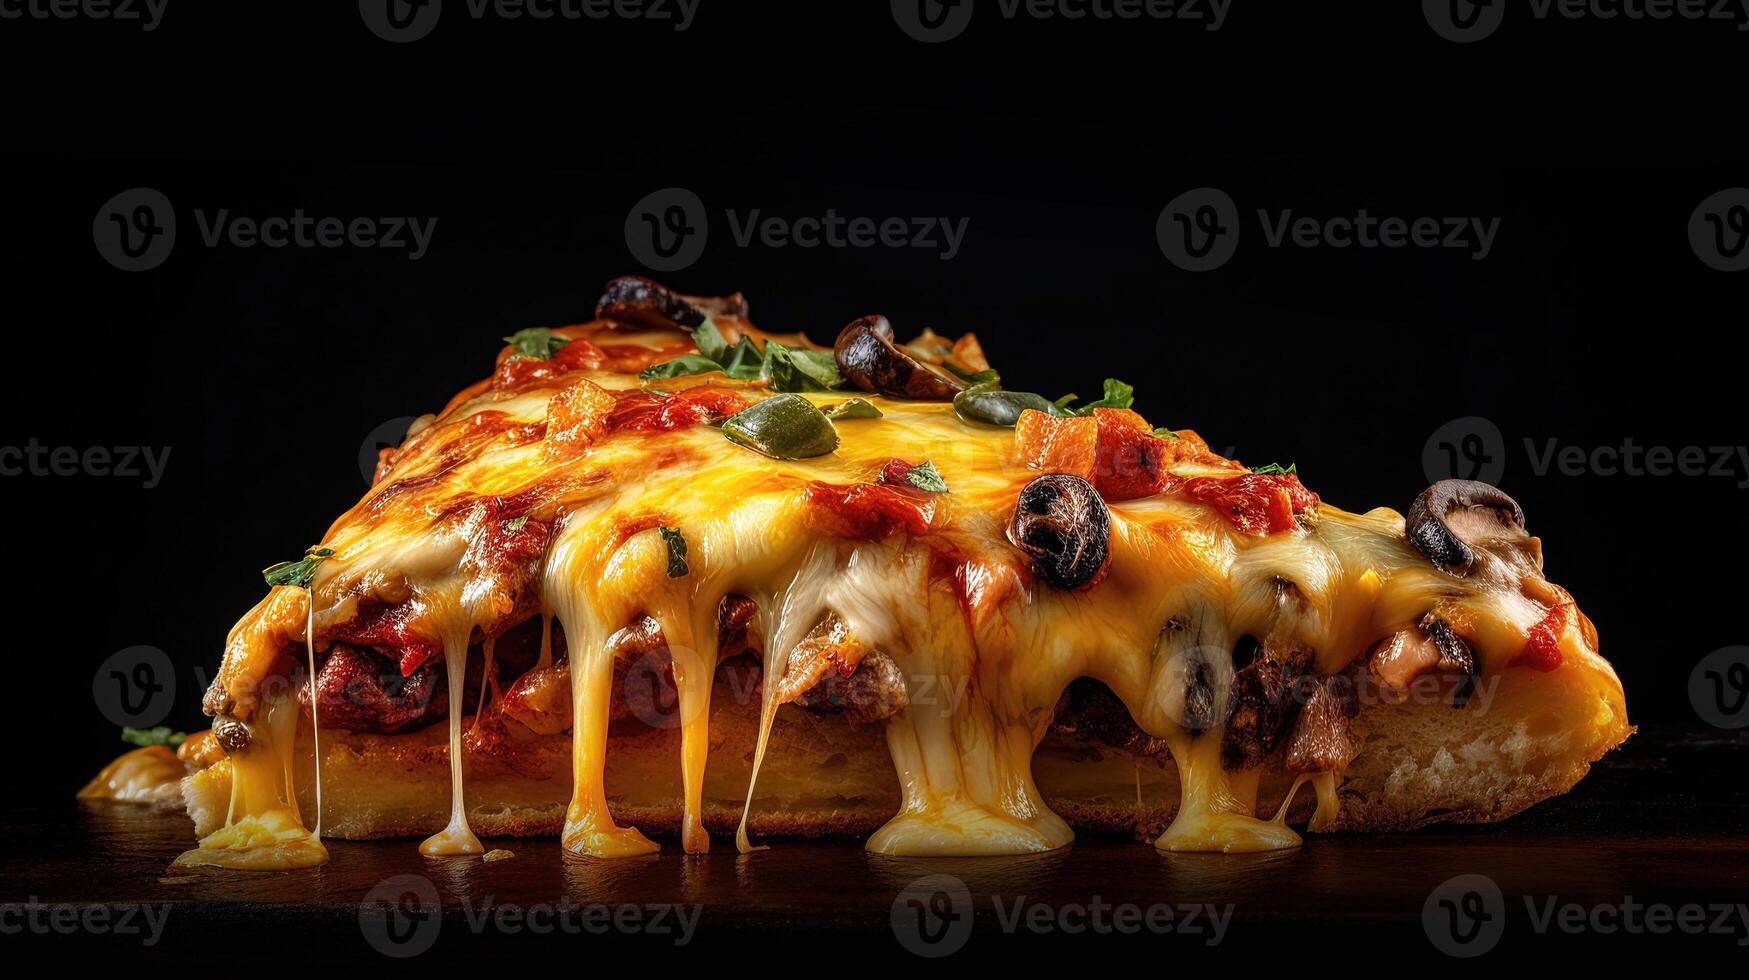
[95,278,1627,869]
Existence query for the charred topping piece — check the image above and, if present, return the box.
[1424,616,1480,707]
[596,275,748,331]
[834,315,967,401]
[1406,479,1528,574]
[1284,674,1359,774]
[1008,473,1112,590]
[791,649,909,725]
[1220,658,1299,771]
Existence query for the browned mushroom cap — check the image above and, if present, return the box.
[834,315,967,401]
[1009,473,1111,590]
[595,275,749,330]
[1405,479,1528,574]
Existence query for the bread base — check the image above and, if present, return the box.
[183,652,1630,845]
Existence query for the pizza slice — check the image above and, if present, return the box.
[85,276,1630,869]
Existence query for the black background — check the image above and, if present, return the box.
[3,0,1744,852]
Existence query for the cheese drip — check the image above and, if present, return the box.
[175,690,328,870]
[547,518,659,858]
[420,621,486,856]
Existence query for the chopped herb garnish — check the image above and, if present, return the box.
[906,460,949,494]
[639,354,725,380]
[502,515,529,532]
[503,327,571,361]
[1056,378,1136,416]
[1152,427,1181,441]
[1253,462,1298,475]
[658,526,689,578]
[262,547,336,589]
[823,398,884,420]
[944,362,1000,387]
[759,341,842,392]
[121,726,186,748]
[640,320,844,392]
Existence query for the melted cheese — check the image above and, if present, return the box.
[179,317,1615,866]
[77,746,185,804]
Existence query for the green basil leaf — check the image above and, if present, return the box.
[1152,427,1181,441]
[639,354,727,381]
[1057,378,1136,416]
[121,725,187,748]
[719,337,765,379]
[503,327,571,361]
[823,398,884,420]
[263,547,336,589]
[658,526,689,578]
[760,341,842,392]
[943,362,1000,387]
[1253,462,1298,475]
[906,460,949,493]
[690,318,726,363]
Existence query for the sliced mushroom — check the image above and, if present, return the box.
[1405,479,1528,574]
[1009,474,1111,590]
[834,315,966,401]
[595,275,748,330]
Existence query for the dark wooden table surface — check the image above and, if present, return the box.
[7,724,1747,963]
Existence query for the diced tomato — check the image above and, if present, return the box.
[1163,473,1319,537]
[1512,601,1572,672]
[803,481,935,541]
[1014,409,1099,477]
[491,338,605,391]
[609,386,748,432]
[878,458,916,487]
[1013,408,1172,500]
[546,378,618,450]
[1089,409,1169,500]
